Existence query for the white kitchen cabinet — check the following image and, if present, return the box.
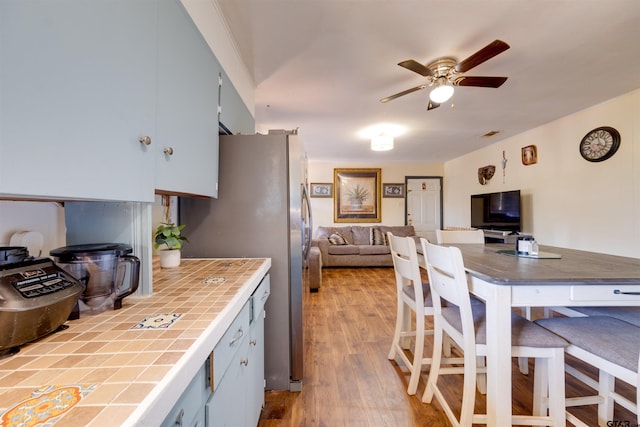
[155,0,219,198]
[0,0,157,202]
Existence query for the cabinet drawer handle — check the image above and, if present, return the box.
[240,358,249,366]
[250,339,257,346]
[261,290,269,302]
[139,136,151,146]
[175,408,184,426]
[229,328,244,346]
[164,146,174,156]
[614,289,640,296]
[208,351,214,393]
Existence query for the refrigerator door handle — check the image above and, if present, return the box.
[301,183,313,260]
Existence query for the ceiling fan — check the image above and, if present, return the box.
[380,39,510,110]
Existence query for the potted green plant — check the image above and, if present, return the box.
[154,222,188,268]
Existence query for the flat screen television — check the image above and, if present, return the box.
[470,190,521,232]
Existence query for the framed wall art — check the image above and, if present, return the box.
[334,168,381,222]
[522,145,538,165]
[309,183,333,198]
[383,183,405,198]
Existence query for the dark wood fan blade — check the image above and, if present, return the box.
[454,76,508,88]
[380,84,427,103]
[427,101,440,110]
[455,40,510,73]
[398,59,434,77]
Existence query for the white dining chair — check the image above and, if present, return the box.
[420,238,568,427]
[536,315,640,426]
[436,227,538,375]
[386,232,463,395]
[435,227,529,375]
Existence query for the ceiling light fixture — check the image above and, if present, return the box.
[429,77,454,103]
[371,134,393,151]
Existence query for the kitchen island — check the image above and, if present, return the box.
[0,257,270,426]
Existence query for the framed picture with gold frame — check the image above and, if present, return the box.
[334,168,381,222]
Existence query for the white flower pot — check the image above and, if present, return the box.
[159,249,181,268]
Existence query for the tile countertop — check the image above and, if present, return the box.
[0,257,271,427]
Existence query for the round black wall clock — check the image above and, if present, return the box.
[579,126,620,162]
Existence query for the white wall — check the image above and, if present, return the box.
[443,89,640,258]
[0,195,172,293]
[307,161,444,232]
[0,201,66,256]
[151,195,179,246]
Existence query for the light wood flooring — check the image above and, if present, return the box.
[258,267,636,426]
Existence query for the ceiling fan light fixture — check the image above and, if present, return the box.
[371,134,394,151]
[429,78,454,103]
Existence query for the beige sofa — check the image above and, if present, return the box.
[312,225,416,268]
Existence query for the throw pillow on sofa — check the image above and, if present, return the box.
[369,227,387,246]
[328,232,348,245]
[351,226,371,245]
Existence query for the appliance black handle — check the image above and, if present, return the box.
[614,289,640,296]
[301,184,313,260]
[116,255,140,300]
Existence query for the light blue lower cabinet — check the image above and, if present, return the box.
[206,335,250,426]
[161,363,209,427]
[206,308,266,427]
[247,309,266,425]
[162,275,269,427]
[207,275,270,427]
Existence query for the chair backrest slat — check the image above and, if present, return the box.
[420,238,477,346]
[388,233,424,304]
[420,239,469,309]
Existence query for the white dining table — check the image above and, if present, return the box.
[421,243,640,426]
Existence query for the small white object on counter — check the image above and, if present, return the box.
[10,231,44,257]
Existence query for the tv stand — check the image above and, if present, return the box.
[482,229,530,244]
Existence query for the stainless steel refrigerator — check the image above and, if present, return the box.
[179,131,311,391]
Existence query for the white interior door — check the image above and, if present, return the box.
[406,178,442,242]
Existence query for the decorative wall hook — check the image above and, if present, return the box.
[478,165,496,185]
[502,150,507,183]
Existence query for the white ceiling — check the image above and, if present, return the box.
[216,0,640,163]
